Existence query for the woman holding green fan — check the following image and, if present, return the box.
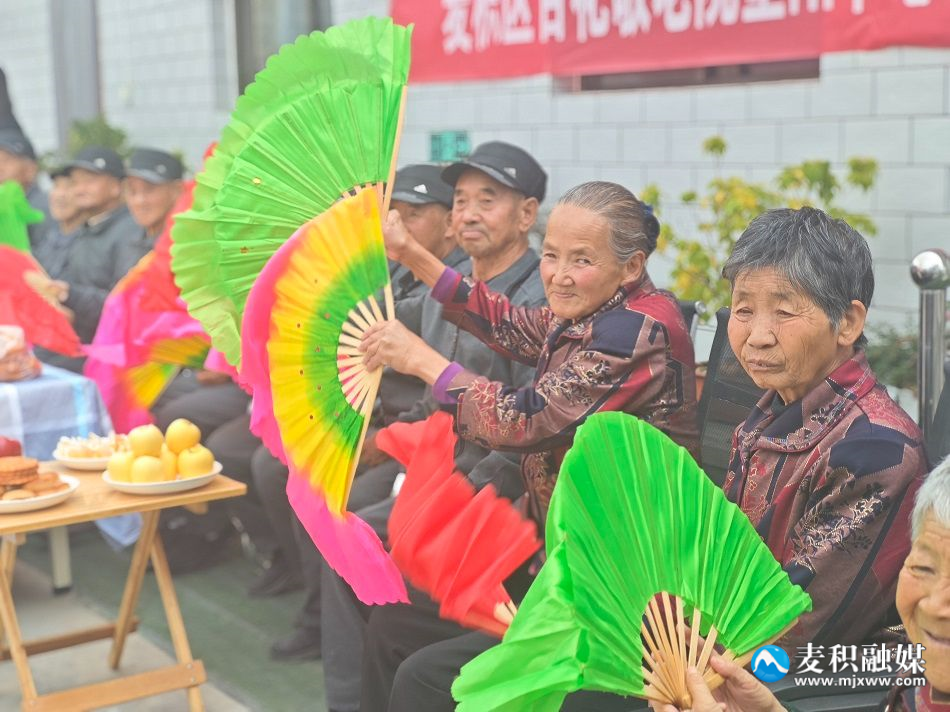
[359,180,698,711]
[651,454,950,712]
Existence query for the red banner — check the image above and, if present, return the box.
[391,0,950,83]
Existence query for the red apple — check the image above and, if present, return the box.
[0,437,22,457]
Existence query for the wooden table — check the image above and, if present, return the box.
[0,464,246,711]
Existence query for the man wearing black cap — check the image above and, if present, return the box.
[30,146,140,371]
[0,128,49,246]
[124,147,184,260]
[321,142,550,712]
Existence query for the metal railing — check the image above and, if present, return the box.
[910,248,950,441]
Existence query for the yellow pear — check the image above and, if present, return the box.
[130,456,164,484]
[164,418,201,455]
[128,424,163,458]
[177,445,215,478]
[107,451,135,482]
[159,444,178,481]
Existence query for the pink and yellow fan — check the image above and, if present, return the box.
[241,188,406,604]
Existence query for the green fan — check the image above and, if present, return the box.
[452,412,812,711]
[170,17,411,367]
[0,180,44,253]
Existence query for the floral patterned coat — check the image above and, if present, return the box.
[723,353,927,653]
[430,267,699,530]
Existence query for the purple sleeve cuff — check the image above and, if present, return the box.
[431,267,460,303]
[433,362,465,404]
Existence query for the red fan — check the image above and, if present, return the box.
[0,246,81,357]
[378,412,541,637]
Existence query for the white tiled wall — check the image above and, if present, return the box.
[2,0,947,329]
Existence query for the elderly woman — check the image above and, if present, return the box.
[720,206,927,654]
[358,180,698,711]
[652,454,950,712]
[363,180,698,530]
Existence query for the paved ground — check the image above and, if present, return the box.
[0,560,250,711]
[1,526,327,711]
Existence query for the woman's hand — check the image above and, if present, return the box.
[383,210,417,263]
[648,657,785,712]
[360,320,450,385]
[381,211,449,288]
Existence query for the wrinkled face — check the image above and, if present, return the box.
[49,174,83,224]
[897,516,950,695]
[125,177,182,234]
[728,268,852,404]
[451,169,530,261]
[393,200,451,258]
[0,149,34,187]
[71,168,122,214]
[539,204,639,321]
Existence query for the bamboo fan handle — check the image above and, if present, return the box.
[381,85,408,221]
[337,295,389,506]
[380,85,407,322]
[493,600,518,626]
[642,595,799,707]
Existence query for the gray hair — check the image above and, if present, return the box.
[556,181,660,263]
[721,207,874,347]
[912,455,950,541]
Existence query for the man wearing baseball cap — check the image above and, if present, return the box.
[0,129,49,247]
[31,146,140,371]
[124,147,185,261]
[322,143,550,712]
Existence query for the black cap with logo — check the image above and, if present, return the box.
[391,164,453,209]
[64,146,126,180]
[0,128,35,161]
[441,141,547,203]
[127,147,184,184]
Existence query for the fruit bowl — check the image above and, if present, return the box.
[101,462,222,495]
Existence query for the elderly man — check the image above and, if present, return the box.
[124,147,184,260]
[721,207,927,652]
[32,166,89,277]
[0,128,48,247]
[30,146,141,371]
[322,142,549,712]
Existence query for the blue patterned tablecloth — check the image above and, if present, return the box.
[0,366,141,547]
[0,365,114,459]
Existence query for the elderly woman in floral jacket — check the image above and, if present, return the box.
[363,180,698,532]
[359,180,698,711]
[721,207,928,655]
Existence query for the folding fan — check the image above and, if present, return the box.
[171,17,411,367]
[0,245,81,356]
[241,188,406,605]
[452,412,812,711]
[377,412,542,637]
[0,180,44,253]
[84,252,210,432]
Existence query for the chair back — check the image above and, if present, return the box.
[677,300,704,341]
[926,376,950,465]
[697,308,764,485]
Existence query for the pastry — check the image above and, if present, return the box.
[1,489,33,501]
[23,471,64,495]
[0,456,39,485]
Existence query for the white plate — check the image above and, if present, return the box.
[52,451,112,471]
[101,461,222,495]
[0,474,79,514]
